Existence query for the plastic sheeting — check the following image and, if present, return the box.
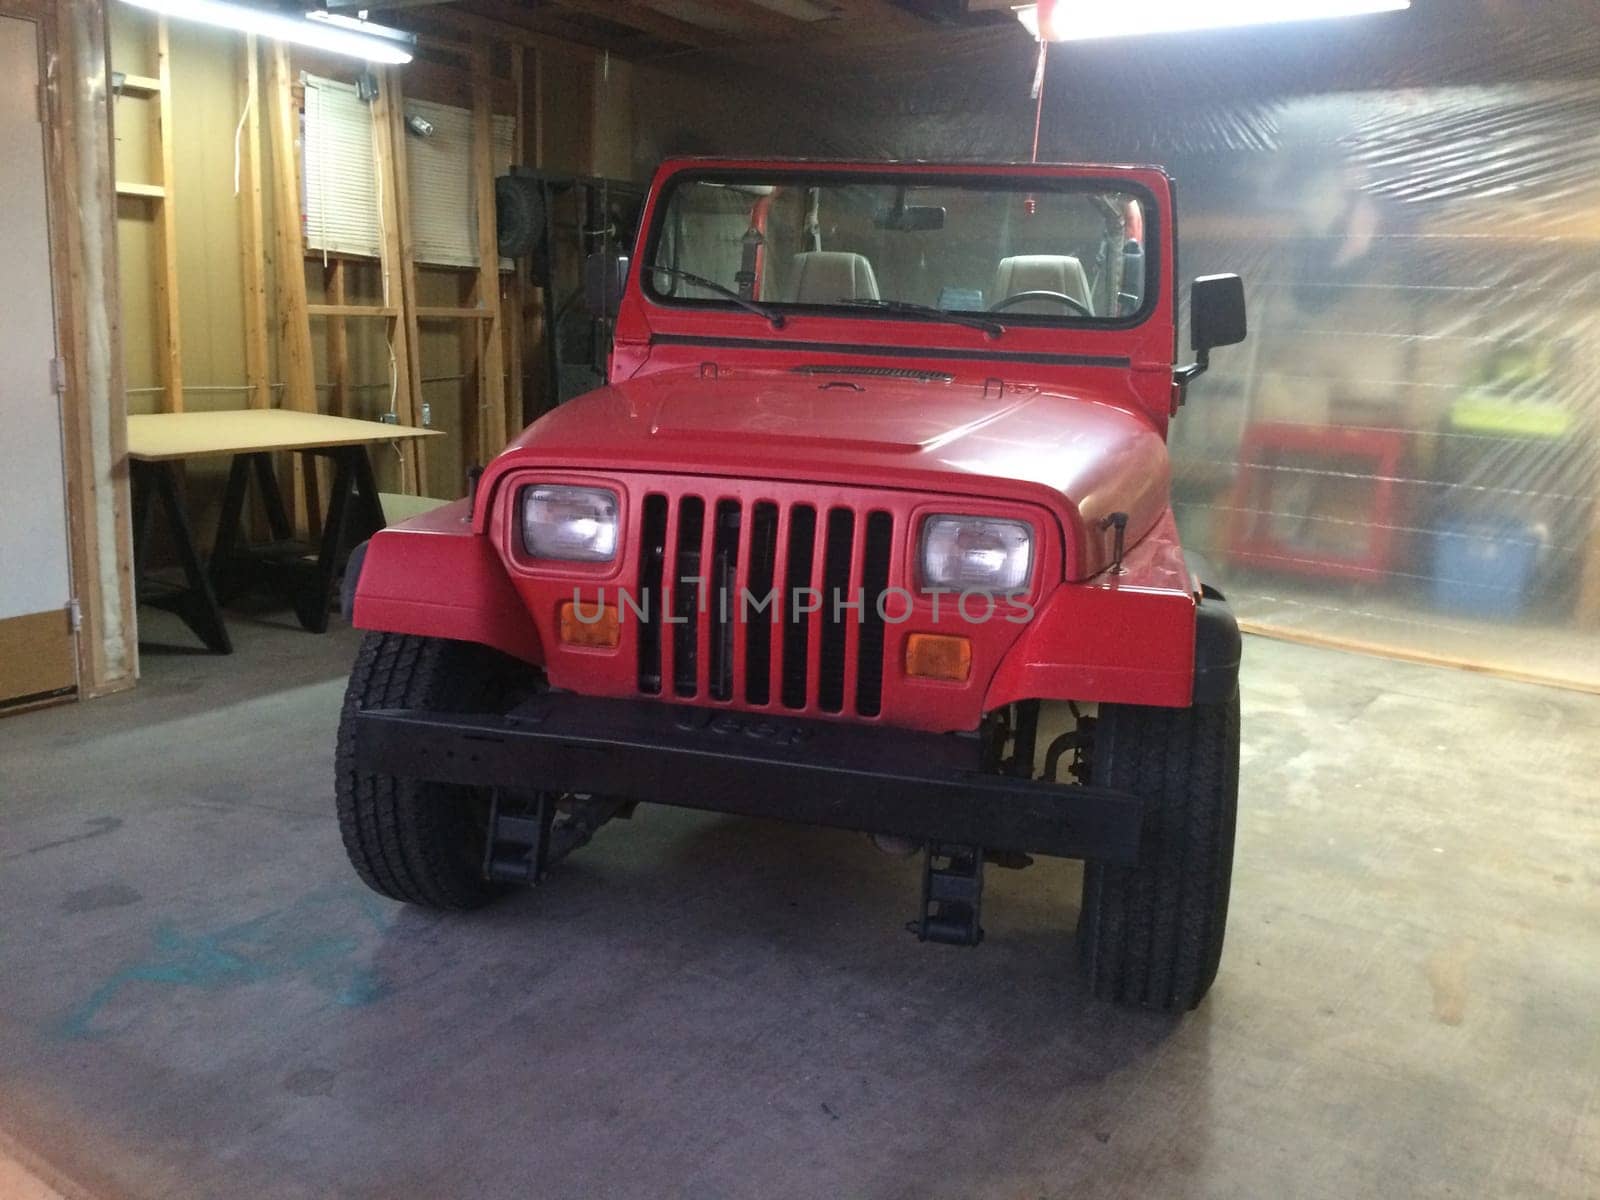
[630,1,1600,691]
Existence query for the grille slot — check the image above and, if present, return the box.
[743,502,780,706]
[817,508,856,714]
[709,500,741,702]
[780,506,818,710]
[856,511,894,717]
[632,493,895,718]
[636,494,669,695]
[671,497,706,697]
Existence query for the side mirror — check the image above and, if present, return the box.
[1192,273,1247,354]
[583,251,629,319]
[1177,274,1246,387]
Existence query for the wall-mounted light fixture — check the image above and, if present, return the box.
[117,0,415,63]
[1014,0,1410,42]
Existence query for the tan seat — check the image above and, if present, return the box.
[992,254,1093,315]
[788,251,881,303]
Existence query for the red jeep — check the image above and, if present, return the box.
[338,158,1247,1012]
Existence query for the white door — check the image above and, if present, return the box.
[0,14,76,708]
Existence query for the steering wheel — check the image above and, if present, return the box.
[988,290,1094,318]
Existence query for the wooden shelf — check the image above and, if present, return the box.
[115,181,165,199]
[109,17,182,413]
[414,306,493,320]
[306,303,399,318]
[114,72,162,95]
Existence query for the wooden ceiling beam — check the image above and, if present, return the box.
[810,0,927,34]
[543,0,721,47]
[402,7,608,59]
[654,0,809,39]
[464,0,663,52]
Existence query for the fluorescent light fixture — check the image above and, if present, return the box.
[1014,0,1409,42]
[117,0,415,63]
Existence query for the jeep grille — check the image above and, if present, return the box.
[635,494,896,718]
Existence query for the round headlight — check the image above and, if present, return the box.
[920,515,1032,592]
[521,485,619,562]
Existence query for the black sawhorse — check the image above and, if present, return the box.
[132,459,234,654]
[209,446,385,633]
[132,446,385,652]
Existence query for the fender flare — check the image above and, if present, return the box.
[340,500,544,666]
[340,538,370,623]
[1186,552,1241,705]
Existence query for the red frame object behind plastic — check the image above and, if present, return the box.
[1224,422,1409,583]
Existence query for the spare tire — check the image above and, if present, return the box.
[495,175,544,259]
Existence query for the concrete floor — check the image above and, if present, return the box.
[1,610,1597,1200]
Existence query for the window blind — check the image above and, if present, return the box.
[302,74,515,270]
[302,75,381,259]
[405,97,516,269]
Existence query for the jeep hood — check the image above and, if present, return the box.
[489,369,1171,580]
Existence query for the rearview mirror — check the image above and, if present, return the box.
[873,204,945,232]
[1191,274,1247,354]
[583,251,629,319]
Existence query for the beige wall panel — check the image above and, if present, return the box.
[0,610,75,708]
[167,22,248,407]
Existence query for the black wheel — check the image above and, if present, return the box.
[335,632,527,909]
[1077,691,1239,1011]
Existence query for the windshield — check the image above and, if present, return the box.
[643,171,1153,326]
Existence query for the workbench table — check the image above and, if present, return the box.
[127,410,439,654]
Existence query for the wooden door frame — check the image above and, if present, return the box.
[3,0,138,697]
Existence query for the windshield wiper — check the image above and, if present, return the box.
[651,265,786,329]
[836,298,1004,339]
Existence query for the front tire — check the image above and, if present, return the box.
[335,632,523,910]
[1076,692,1240,1011]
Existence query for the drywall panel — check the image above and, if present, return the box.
[0,14,73,624]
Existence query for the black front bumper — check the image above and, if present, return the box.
[354,695,1147,864]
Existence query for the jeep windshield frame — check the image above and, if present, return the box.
[637,167,1164,335]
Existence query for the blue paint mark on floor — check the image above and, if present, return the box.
[59,885,395,1038]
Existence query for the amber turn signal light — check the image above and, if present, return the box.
[904,633,972,682]
[559,601,619,648]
